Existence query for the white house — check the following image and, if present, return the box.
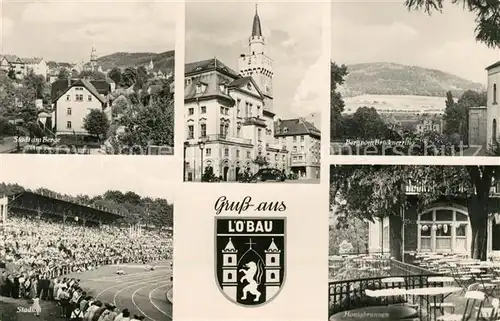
[53,79,111,136]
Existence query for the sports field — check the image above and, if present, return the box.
[0,260,172,321]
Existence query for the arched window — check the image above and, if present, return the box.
[228,256,232,263]
[227,272,233,280]
[270,257,276,263]
[494,84,498,104]
[270,272,276,279]
[493,119,498,143]
[418,207,469,253]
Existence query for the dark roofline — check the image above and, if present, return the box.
[185,94,235,105]
[486,61,500,71]
[54,79,106,104]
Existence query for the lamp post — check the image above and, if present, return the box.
[183,141,189,181]
[199,140,205,181]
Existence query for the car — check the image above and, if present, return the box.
[251,168,286,182]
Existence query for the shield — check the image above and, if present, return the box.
[215,216,286,307]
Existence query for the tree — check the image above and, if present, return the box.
[253,155,269,168]
[108,67,123,86]
[445,91,455,109]
[135,66,149,90]
[331,62,348,140]
[57,68,71,80]
[77,70,106,81]
[444,90,487,144]
[83,109,110,141]
[122,68,137,88]
[405,0,500,48]
[23,72,46,99]
[330,164,500,260]
[7,69,16,80]
[116,90,174,150]
[111,95,129,118]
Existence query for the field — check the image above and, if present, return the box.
[0,261,172,321]
[343,94,450,115]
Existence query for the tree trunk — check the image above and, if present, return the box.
[390,216,403,261]
[469,196,489,260]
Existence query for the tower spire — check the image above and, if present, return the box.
[252,3,262,37]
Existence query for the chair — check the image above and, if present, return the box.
[428,276,457,315]
[437,290,485,321]
[475,297,499,320]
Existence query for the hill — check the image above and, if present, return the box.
[96,50,175,72]
[339,62,485,98]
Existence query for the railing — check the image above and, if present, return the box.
[328,273,437,315]
[202,134,252,145]
[328,257,438,315]
[406,181,500,196]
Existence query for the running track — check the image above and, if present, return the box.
[65,262,172,321]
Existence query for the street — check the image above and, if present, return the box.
[0,136,24,153]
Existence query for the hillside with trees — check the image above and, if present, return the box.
[340,62,485,98]
[0,182,173,228]
[96,51,175,73]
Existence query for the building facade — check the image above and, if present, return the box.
[415,119,443,134]
[183,6,320,182]
[275,118,321,179]
[53,79,112,136]
[469,106,488,147]
[486,61,500,148]
[367,184,500,259]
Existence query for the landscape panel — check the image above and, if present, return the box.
[0,1,176,155]
[330,2,500,156]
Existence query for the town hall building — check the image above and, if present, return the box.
[183,6,321,182]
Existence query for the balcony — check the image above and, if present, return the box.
[405,181,500,197]
[266,142,284,151]
[201,134,252,145]
[243,117,266,127]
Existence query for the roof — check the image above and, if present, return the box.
[266,238,280,252]
[81,79,107,103]
[1,54,22,63]
[228,76,264,98]
[51,79,111,101]
[184,67,235,103]
[185,58,238,77]
[275,118,321,138]
[252,5,263,37]
[21,57,43,64]
[486,61,500,71]
[223,238,237,252]
[52,78,107,104]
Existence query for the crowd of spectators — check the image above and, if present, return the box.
[0,213,173,320]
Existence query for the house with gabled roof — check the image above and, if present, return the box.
[52,78,112,138]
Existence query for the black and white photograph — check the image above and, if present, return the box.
[0,159,174,321]
[183,2,324,183]
[328,164,500,320]
[330,1,500,156]
[0,1,176,155]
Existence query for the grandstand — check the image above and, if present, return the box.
[0,189,173,320]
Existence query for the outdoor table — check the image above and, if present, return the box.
[329,305,418,321]
[406,287,462,321]
[366,289,408,298]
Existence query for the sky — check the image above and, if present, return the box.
[331,0,500,84]
[0,156,177,201]
[185,1,326,118]
[0,0,177,63]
